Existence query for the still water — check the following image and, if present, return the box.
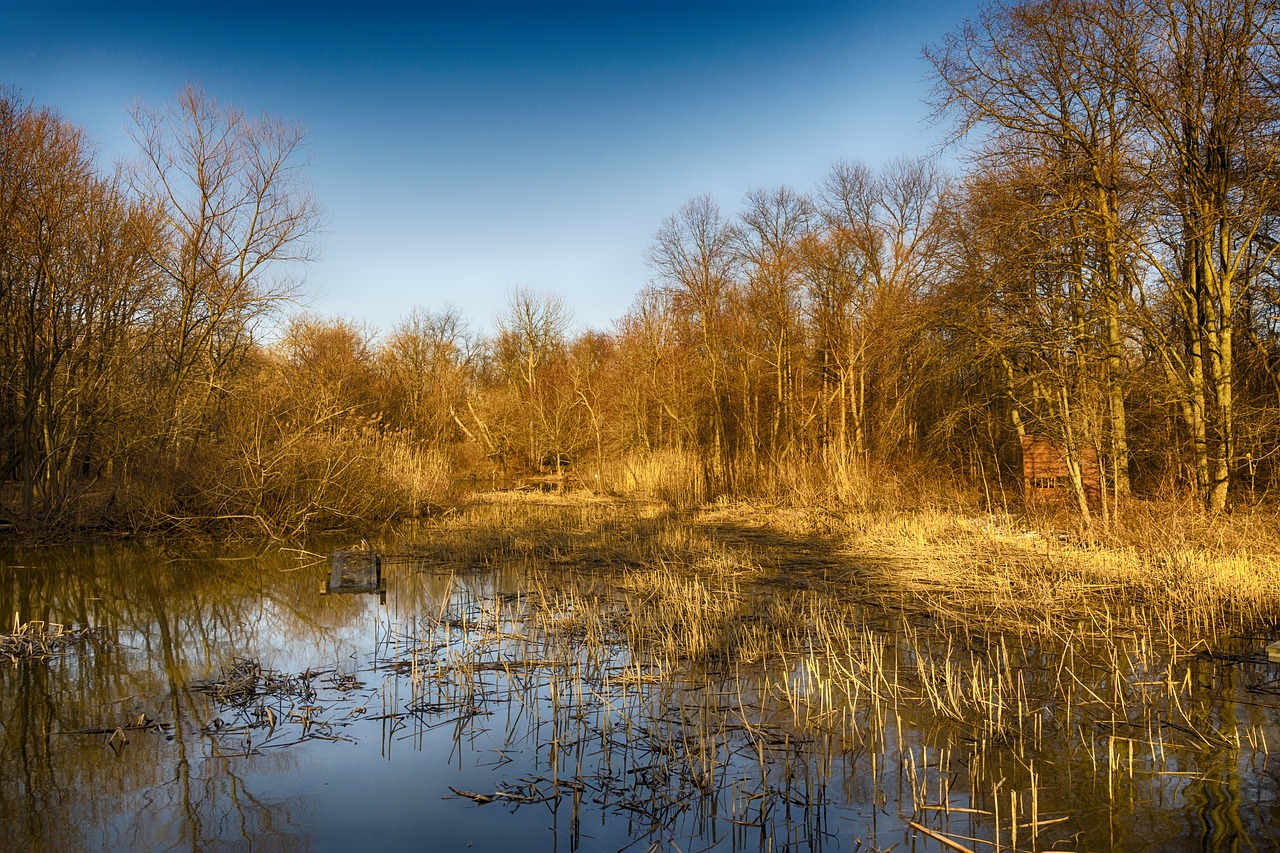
[2,519,1280,852]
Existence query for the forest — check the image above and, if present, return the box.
[4,0,1280,538]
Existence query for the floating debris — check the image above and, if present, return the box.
[106,727,129,756]
[57,714,174,755]
[1,616,111,664]
[448,786,551,806]
[189,658,318,706]
[324,672,365,692]
[323,550,384,596]
[188,659,365,755]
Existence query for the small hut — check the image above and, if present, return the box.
[1020,435,1101,507]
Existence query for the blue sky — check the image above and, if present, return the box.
[4,1,978,335]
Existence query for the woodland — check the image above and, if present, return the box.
[4,0,1280,538]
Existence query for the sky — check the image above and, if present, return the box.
[3,1,980,336]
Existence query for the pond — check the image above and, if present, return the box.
[2,497,1279,851]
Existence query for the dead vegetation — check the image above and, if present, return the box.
[354,493,1280,850]
[189,659,364,755]
[1,617,111,664]
[189,658,321,706]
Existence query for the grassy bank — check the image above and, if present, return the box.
[418,490,1280,633]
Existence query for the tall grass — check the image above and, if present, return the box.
[374,492,1280,850]
[599,448,706,506]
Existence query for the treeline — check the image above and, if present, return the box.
[928,0,1280,519]
[5,0,1280,535]
[0,83,342,535]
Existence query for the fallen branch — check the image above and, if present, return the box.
[907,821,977,853]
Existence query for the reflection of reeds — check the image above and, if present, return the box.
[363,496,1280,849]
[1,616,109,663]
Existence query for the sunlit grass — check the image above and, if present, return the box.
[356,492,1280,850]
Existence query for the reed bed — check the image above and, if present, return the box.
[335,495,1280,849]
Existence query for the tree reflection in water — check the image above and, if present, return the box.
[0,544,327,851]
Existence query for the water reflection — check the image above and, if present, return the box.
[1,515,1279,852]
[0,543,329,851]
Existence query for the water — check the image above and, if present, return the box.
[2,512,1280,852]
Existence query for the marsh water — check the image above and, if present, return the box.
[3,499,1280,852]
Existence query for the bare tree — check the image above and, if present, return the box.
[1119,0,1280,510]
[803,159,945,473]
[379,306,478,448]
[647,195,738,488]
[0,90,162,524]
[735,185,814,457]
[925,0,1280,512]
[127,83,321,465]
[567,330,618,489]
[491,287,574,474]
[926,0,1141,508]
[613,286,702,454]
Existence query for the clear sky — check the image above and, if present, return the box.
[4,1,978,336]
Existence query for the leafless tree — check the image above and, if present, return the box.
[647,195,739,488]
[491,287,574,474]
[736,185,814,458]
[127,83,321,465]
[0,90,162,524]
[926,0,1142,511]
[802,159,945,474]
[380,306,478,448]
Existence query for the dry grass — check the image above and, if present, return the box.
[1,617,109,664]
[369,491,1280,850]
[601,448,707,506]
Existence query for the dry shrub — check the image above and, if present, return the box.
[756,452,982,515]
[603,448,706,506]
[112,420,456,538]
[212,427,455,534]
